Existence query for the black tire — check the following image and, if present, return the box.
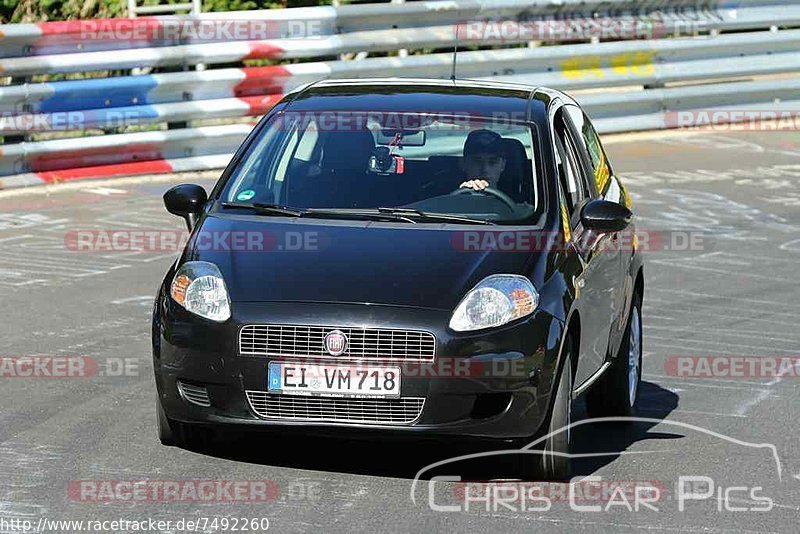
[157,398,208,450]
[157,397,178,446]
[523,335,574,481]
[586,292,643,418]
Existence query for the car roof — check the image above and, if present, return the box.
[282,78,572,119]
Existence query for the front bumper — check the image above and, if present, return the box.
[153,293,565,441]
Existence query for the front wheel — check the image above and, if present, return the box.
[523,335,574,481]
[586,292,642,418]
[156,398,209,450]
[157,397,178,446]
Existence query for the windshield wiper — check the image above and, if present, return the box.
[303,208,417,224]
[220,202,417,223]
[377,207,496,225]
[219,201,304,217]
[220,203,492,225]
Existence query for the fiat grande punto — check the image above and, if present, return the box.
[153,79,644,479]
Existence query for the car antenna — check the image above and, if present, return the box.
[450,24,459,81]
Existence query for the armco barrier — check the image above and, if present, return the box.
[4,5,800,77]
[6,0,789,57]
[2,29,798,124]
[0,0,799,188]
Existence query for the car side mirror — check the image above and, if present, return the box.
[580,199,632,232]
[164,184,207,230]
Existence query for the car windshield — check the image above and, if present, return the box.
[219,111,543,224]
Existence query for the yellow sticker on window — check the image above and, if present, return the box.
[561,201,571,243]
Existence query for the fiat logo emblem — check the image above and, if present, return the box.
[324,330,348,356]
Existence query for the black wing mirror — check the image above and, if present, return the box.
[164,184,207,230]
[580,199,632,232]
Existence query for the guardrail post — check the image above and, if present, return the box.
[5,76,31,145]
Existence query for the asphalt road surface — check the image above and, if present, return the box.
[1,128,800,533]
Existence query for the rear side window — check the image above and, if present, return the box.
[566,105,612,196]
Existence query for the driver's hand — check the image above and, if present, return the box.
[459,179,489,191]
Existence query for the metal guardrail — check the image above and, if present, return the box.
[3,27,800,116]
[3,4,800,77]
[0,0,799,187]
[2,30,799,135]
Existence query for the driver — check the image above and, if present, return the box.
[459,129,506,191]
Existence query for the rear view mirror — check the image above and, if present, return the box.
[580,199,632,232]
[377,129,426,146]
[164,184,207,230]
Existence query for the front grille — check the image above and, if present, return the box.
[245,392,425,425]
[239,324,436,362]
[177,381,211,407]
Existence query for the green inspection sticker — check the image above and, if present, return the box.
[236,189,256,201]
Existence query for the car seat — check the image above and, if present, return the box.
[285,129,375,207]
[498,138,533,203]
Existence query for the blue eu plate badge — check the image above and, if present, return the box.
[268,362,282,392]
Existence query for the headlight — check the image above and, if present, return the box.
[449,274,538,332]
[170,261,231,322]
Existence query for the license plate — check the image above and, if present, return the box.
[268,362,401,398]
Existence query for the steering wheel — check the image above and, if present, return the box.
[450,186,517,211]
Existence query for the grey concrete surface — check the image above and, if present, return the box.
[1,129,799,533]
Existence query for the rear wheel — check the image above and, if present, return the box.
[586,292,642,418]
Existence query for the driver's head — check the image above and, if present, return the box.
[462,129,506,184]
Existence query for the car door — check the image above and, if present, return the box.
[565,105,631,356]
[551,104,616,387]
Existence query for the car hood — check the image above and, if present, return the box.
[188,215,541,310]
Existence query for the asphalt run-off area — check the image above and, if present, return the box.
[1,128,800,532]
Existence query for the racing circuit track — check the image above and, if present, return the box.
[1,128,800,532]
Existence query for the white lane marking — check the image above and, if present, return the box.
[111,296,153,305]
[646,323,800,341]
[650,257,798,285]
[642,314,677,321]
[733,361,800,417]
[644,297,800,328]
[734,389,773,416]
[647,373,786,388]
[83,187,127,196]
[645,324,800,345]
[646,334,800,355]
[638,407,747,418]
[648,377,778,392]
[0,234,36,243]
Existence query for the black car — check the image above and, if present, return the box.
[153,78,644,479]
